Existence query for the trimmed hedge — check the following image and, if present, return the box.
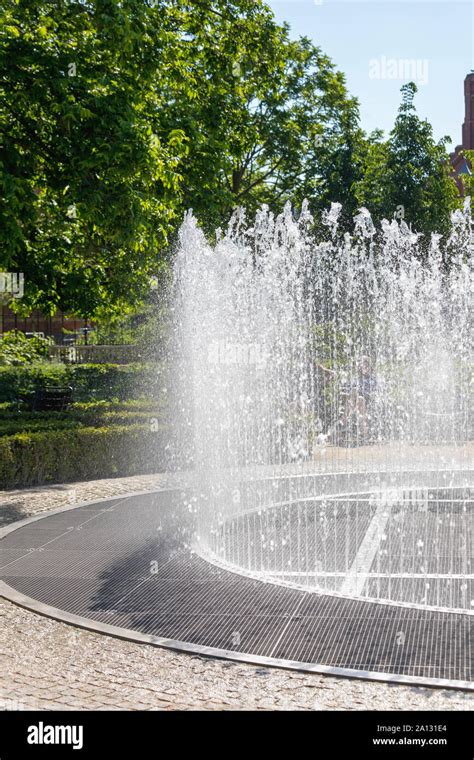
[0,367,178,488]
[0,400,167,436]
[0,424,174,488]
[0,400,161,417]
[0,362,162,403]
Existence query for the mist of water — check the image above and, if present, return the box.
[173,199,473,612]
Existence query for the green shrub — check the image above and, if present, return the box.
[0,362,160,403]
[0,366,176,487]
[0,400,162,419]
[69,363,159,400]
[0,404,163,436]
[0,330,53,366]
[0,423,174,488]
[0,419,82,436]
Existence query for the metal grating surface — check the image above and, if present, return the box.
[1,489,472,687]
[212,488,473,610]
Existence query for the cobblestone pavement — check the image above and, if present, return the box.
[1,475,473,711]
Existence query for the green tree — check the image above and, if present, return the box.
[0,0,188,319]
[457,149,473,202]
[160,2,361,229]
[2,0,360,316]
[354,83,461,237]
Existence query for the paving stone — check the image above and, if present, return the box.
[1,475,473,711]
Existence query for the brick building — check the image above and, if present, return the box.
[0,308,87,342]
[451,72,474,186]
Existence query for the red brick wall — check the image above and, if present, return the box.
[450,73,474,193]
[1,307,86,339]
[462,73,474,150]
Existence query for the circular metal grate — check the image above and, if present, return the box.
[1,483,472,689]
[206,486,473,613]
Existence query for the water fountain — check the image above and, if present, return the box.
[175,199,473,614]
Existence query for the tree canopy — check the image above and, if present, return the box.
[161,4,360,228]
[353,83,461,238]
[0,3,465,320]
[0,0,187,318]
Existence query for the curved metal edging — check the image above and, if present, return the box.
[1,578,473,692]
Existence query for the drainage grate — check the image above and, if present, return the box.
[1,489,472,687]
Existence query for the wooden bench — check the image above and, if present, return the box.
[31,386,74,412]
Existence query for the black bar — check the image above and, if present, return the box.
[0,711,472,758]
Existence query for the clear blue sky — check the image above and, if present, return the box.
[267,0,473,148]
